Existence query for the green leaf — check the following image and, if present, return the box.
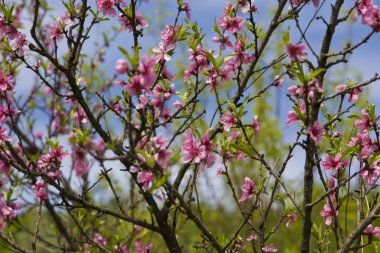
[202,50,217,68]
[118,47,133,65]
[282,27,291,45]
[148,173,170,193]
[306,68,326,81]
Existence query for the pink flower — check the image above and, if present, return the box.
[247,234,257,242]
[286,213,297,228]
[1,205,16,220]
[152,42,176,63]
[286,111,299,125]
[227,131,241,142]
[321,153,349,172]
[286,43,307,62]
[181,130,215,169]
[32,180,48,200]
[0,71,14,92]
[137,171,154,192]
[253,115,260,134]
[94,233,107,246]
[348,87,363,103]
[72,147,89,177]
[114,244,128,253]
[363,224,380,237]
[119,10,148,31]
[216,168,223,176]
[220,111,236,132]
[138,55,156,88]
[239,177,255,202]
[135,239,153,253]
[125,75,143,95]
[11,32,29,56]
[115,59,128,74]
[47,22,62,46]
[173,100,182,109]
[212,34,232,50]
[181,130,206,163]
[96,0,117,16]
[0,128,10,144]
[320,202,338,225]
[355,109,372,133]
[307,121,325,143]
[335,84,346,93]
[273,75,284,89]
[49,145,66,162]
[291,0,319,8]
[181,2,191,20]
[154,148,173,169]
[217,11,245,33]
[262,245,278,253]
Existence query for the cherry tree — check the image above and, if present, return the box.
[0,0,379,252]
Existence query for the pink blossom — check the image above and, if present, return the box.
[355,109,372,133]
[290,0,319,8]
[93,233,107,246]
[135,239,153,253]
[154,148,173,169]
[73,108,88,125]
[181,2,191,20]
[335,84,346,93]
[220,111,236,132]
[152,42,176,62]
[286,111,299,125]
[348,87,363,103]
[247,234,257,242]
[119,11,148,31]
[181,130,215,169]
[115,244,128,253]
[125,75,145,95]
[49,145,66,162]
[137,171,154,192]
[363,224,380,237]
[72,147,89,177]
[286,43,307,62]
[227,131,241,142]
[230,41,255,65]
[320,203,338,225]
[273,75,284,89]
[0,18,18,40]
[115,59,128,74]
[138,55,156,88]
[217,10,245,33]
[47,22,62,46]
[321,153,349,172]
[0,128,10,144]
[32,180,48,200]
[286,213,297,228]
[262,245,278,253]
[360,163,380,185]
[239,177,255,202]
[212,34,232,50]
[96,0,117,16]
[1,205,16,220]
[173,100,182,109]
[181,130,206,163]
[0,71,14,92]
[307,121,325,143]
[253,115,260,134]
[11,33,29,56]
[216,168,223,176]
